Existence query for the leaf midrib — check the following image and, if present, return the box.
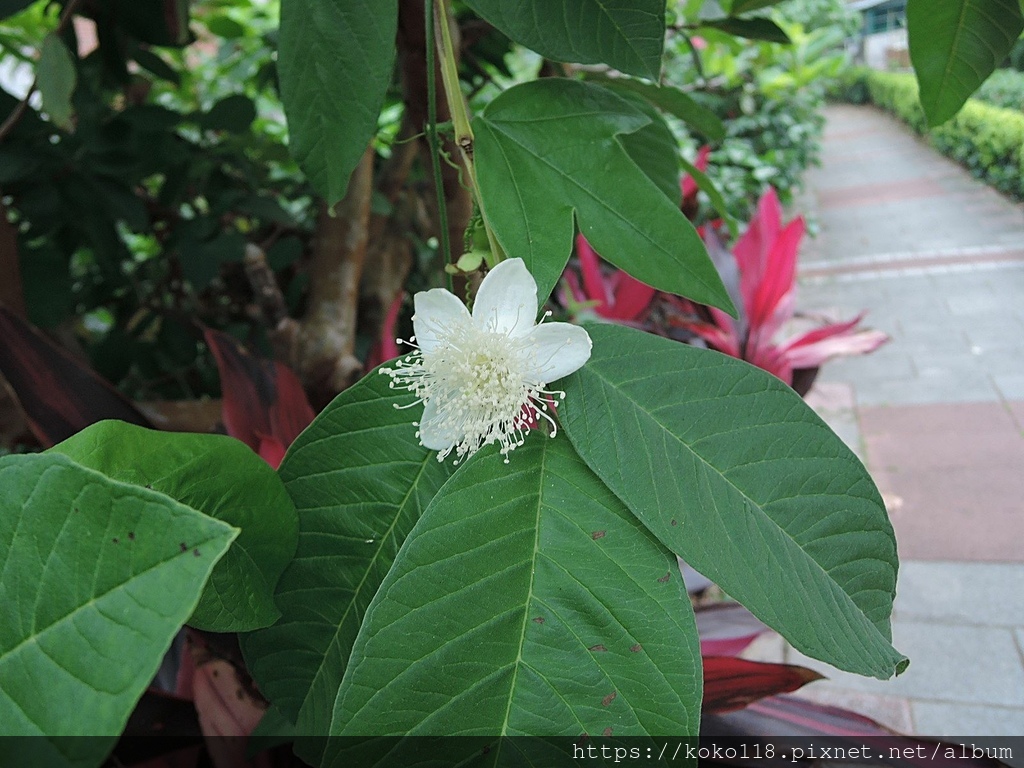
[579,360,894,648]
[2,515,229,667]
[315,451,436,732]
[497,440,546,739]
[483,124,723,301]
[933,0,976,110]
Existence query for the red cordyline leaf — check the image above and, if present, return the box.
[0,304,152,446]
[695,602,770,657]
[203,328,315,468]
[702,657,824,714]
[780,315,889,370]
[681,145,712,201]
[675,187,888,386]
[704,694,1008,767]
[173,631,273,768]
[669,315,741,357]
[573,235,655,322]
[747,216,804,332]
[734,188,781,309]
[365,290,404,370]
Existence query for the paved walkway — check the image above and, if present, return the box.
[745,104,1024,736]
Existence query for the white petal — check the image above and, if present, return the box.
[522,322,592,383]
[413,288,470,354]
[418,399,457,451]
[472,258,538,337]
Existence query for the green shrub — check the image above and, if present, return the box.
[857,70,1024,199]
[830,65,871,104]
[974,69,1024,112]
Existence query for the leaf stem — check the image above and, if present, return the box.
[424,0,454,292]
[432,0,505,265]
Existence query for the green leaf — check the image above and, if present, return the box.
[205,14,247,38]
[560,324,908,681]
[0,147,41,184]
[239,371,453,740]
[132,47,181,85]
[595,77,725,141]
[330,433,700,746]
[51,421,297,632]
[613,90,682,206]
[38,33,77,131]
[908,0,1024,126]
[278,0,398,205]
[0,452,236,766]
[701,17,791,43]
[180,231,246,288]
[474,79,733,314]
[0,0,33,18]
[729,0,784,13]
[679,154,737,237]
[200,94,257,133]
[20,240,72,328]
[463,0,667,79]
[247,705,297,757]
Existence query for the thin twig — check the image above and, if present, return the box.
[683,33,707,86]
[0,0,84,143]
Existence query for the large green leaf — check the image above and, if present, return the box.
[329,433,701,753]
[474,79,733,314]
[593,76,725,141]
[239,371,453,739]
[51,421,297,632]
[908,0,1024,126]
[614,90,683,206]
[37,34,76,131]
[278,0,397,205]
[560,324,907,681]
[463,0,666,79]
[0,453,236,767]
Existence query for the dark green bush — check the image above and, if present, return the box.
[855,70,1024,199]
[830,65,871,104]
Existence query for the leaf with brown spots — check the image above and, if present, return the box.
[561,322,906,681]
[0,452,236,763]
[51,421,297,633]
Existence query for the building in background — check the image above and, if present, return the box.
[848,0,908,70]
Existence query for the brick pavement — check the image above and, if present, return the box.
[745,104,1024,736]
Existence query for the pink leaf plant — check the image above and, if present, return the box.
[560,234,656,324]
[669,188,888,389]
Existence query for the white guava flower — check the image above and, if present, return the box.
[381,258,592,463]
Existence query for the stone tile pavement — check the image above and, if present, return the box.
[744,104,1024,737]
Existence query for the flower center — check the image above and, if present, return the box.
[382,316,559,463]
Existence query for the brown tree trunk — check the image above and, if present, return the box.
[296,147,375,403]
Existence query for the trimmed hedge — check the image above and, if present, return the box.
[842,68,1024,199]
